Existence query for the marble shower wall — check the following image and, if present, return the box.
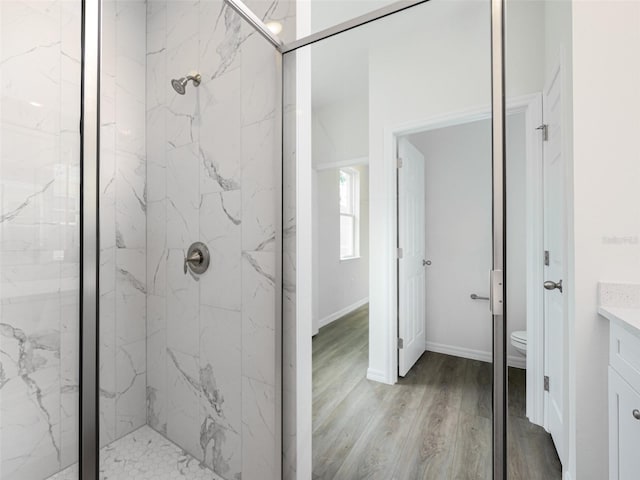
[99,0,148,448]
[0,1,82,479]
[145,1,293,479]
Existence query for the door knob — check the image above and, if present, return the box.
[184,242,210,275]
[543,279,563,293]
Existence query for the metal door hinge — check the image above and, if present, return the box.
[544,250,550,266]
[490,269,504,315]
[544,375,550,392]
[397,157,403,169]
[397,247,403,259]
[536,124,549,141]
[398,338,404,349]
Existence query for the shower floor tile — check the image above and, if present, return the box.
[47,425,224,480]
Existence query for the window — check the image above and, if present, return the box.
[339,168,360,259]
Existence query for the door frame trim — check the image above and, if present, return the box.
[382,94,541,387]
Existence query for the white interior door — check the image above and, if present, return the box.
[398,138,426,377]
[543,65,566,464]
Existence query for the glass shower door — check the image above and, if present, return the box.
[96,1,287,478]
[0,1,82,479]
[282,1,501,478]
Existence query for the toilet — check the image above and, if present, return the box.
[510,330,527,356]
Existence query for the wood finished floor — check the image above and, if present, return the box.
[312,304,562,480]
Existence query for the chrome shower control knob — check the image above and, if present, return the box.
[633,409,640,420]
[184,242,210,275]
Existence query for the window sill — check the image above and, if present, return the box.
[340,255,361,262]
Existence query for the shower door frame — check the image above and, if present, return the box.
[77,0,507,478]
[279,0,508,479]
[80,0,100,478]
[77,0,286,479]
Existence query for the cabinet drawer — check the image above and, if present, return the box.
[609,368,640,480]
[610,322,640,393]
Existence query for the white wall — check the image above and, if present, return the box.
[313,166,369,333]
[310,0,397,34]
[410,121,493,359]
[506,113,528,359]
[312,100,368,167]
[311,95,369,335]
[571,3,640,479]
[367,0,545,383]
[408,114,527,364]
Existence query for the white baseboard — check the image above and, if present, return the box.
[366,367,392,385]
[425,341,527,369]
[316,297,369,330]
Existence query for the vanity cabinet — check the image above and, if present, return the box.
[609,321,640,480]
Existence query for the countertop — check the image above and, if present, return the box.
[599,305,640,337]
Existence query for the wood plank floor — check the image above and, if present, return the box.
[312,304,562,480]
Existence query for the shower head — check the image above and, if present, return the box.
[171,73,201,95]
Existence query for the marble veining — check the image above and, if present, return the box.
[3,0,292,478]
[100,0,149,450]
[1,0,82,478]
[145,1,291,479]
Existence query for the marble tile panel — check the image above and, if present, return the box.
[241,251,276,386]
[116,339,147,438]
[0,318,62,480]
[166,248,199,354]
[147,0,167,59]
[199,71,242,196]
[199,305,242,433]
[166,348,202,460]
[100,246,116,295]
[146,329,168,435]
[116,0,147,64]
[100,393,117,448]
[199,191,241,311]
[115,248,147,346]
[60,383,79,470]
[146,200,167,296]
[165,1,200,151]
[60,1,82,66]
[198,2,242,196]
[116,90,146,158]
[102,0,117,78]
[166,145,200,249]
[242,376,276,480]
[241,120,277,252]
[147,293,167,436]
[146,105,167,203]
[115,151,146,249]
[240,23,277,129]
[0,3,61,135]
[0,378,61,480]
[200,416,242,480]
